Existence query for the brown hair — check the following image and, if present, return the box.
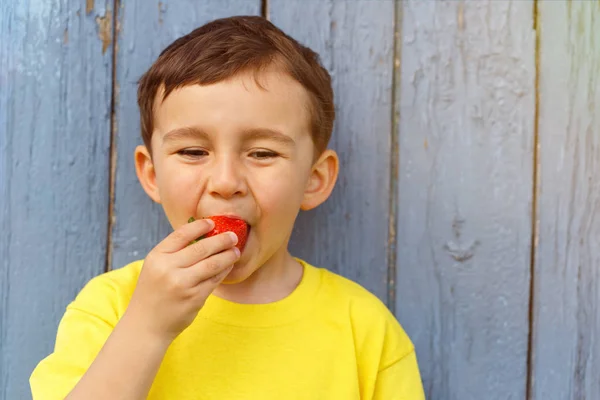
[137,15,335,156]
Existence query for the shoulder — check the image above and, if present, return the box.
[304,260,415,367]
[310,263,394,321]
[68,259,143,319]
[29,261,144,398]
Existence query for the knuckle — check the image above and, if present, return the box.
[170,230,188,244]
[166,273,184,291]
[204,260,221,274]
[155,265,169,281]
[145,256,165,276]
[210,271,225,283]
[226,252,238,265]
[190,240,208,257]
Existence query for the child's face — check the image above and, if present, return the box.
[135,69,337,283]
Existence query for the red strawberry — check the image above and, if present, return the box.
[188,216,249,252]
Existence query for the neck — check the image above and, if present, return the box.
[212,248,303,304]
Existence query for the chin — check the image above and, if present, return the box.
[220,259,255,285]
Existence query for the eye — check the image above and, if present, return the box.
[177,149,208,158]
[249,150,279,160]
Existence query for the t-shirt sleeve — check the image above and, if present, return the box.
[347,285,426,400]
[372,349,426,400]
[29,274,121,400]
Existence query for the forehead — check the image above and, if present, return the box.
[152,69,313,140]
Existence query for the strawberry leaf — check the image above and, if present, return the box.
[187,216,204,244]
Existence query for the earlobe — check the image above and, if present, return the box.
[134,145,162,204]
[301,149,339,211]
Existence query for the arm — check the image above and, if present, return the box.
[64,307,170,400]
[31,218,240,400]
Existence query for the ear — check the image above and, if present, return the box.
[134,145,162,204]
[301,149,339,211]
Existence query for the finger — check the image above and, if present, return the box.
[157,219,215,253]
[183,247,240,286]
[189,264,234,309]
[177,231,238,267]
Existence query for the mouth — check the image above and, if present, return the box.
[206,214,251,232]
[191,214,251,252]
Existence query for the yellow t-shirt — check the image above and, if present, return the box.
[30,259,425,399]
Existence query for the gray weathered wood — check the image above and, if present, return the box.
[395,1,536,398]
[530,2,600,399]
[270,0,395,302]
[0,1,113,399]
[110,1,261,270]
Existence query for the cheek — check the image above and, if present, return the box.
[156,162,203,219]
[252,169,306,219]
[157,163,188,192]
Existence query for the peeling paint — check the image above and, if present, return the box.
[577,8,586,36]
[2,0,115,396]
[96,11,112,54]
[86,0,94,15]
[458,1,465,31]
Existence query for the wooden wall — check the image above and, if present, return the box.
[1,1,598,399]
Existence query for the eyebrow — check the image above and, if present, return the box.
[162,126,209,144]
[242,128,296,146]
[162,126,295,146]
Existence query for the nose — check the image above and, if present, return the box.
[206,154,247,199]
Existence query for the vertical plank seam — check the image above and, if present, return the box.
[0,11,12,386]
[526,1,541,399]
[0,79,10,397]
[104,0,119,273]
[387,0,402,313]
[261,0,269,20]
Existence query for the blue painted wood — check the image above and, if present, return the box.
[110,0,262,270]
[0,1,113,399]
[269,0,395,302]
[3,1,599,398]
[530,2,600,399]
[394,1,536,398]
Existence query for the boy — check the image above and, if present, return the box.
[30,16,425,399]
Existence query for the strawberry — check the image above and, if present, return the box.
[188,216,249,252]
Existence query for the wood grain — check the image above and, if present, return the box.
[4,1,600,398]
[394,1,536,398]
[530,2,600,399]
[270,0,395,302]
[0,1,113,399]
[110,0,261,270]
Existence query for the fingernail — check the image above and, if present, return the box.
[233,247,241,257]
[228,232,238,244]
[205,219,215,229]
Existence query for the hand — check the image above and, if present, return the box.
[126,218,240,343]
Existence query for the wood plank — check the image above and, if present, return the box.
[530,2,600,399]
[110,1,261,270]
[0,1,113,399]
[270,0,395,302]
[395,1,536,398]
